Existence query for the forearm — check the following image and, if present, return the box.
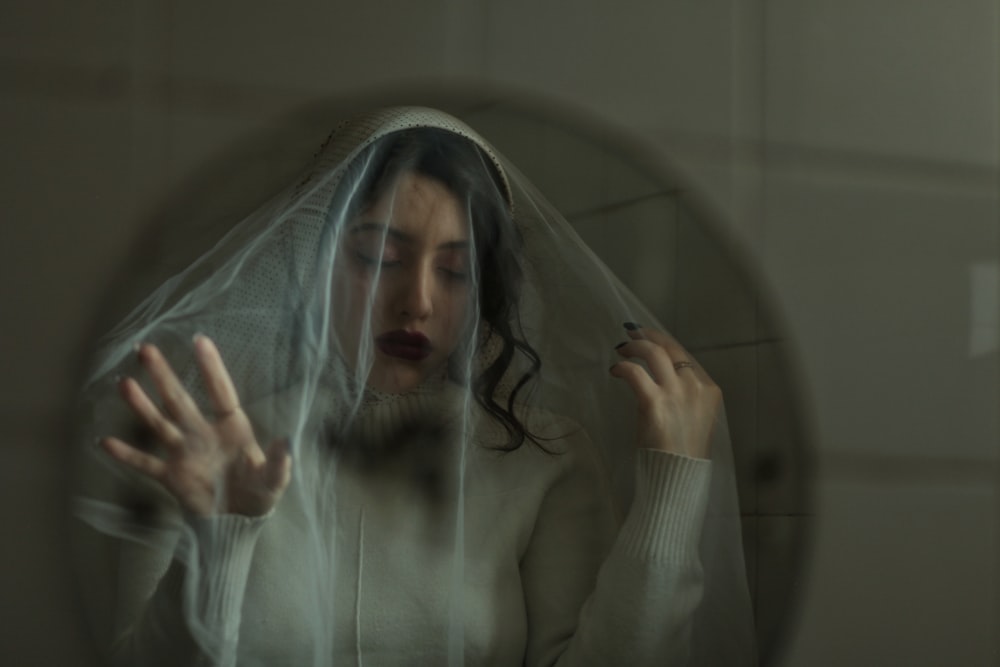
[525,449,711,667]
[108,513,267,667]
[556,451,710,666]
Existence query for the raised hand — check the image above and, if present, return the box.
[609,324,720,460]
[99,335,292,517]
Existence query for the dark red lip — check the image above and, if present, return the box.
[375,330,433,361]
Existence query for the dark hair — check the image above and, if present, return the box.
[343,127,544,452]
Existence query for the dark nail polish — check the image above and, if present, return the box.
[623,322,641,331]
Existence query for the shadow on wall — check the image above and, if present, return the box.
[68,88,816,665]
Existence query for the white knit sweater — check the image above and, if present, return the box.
[105,390,711,667]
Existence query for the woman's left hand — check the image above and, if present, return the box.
[609,324,720,460]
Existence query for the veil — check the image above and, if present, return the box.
[73,107,756,666]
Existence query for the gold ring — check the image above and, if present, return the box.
[673,361,695,371]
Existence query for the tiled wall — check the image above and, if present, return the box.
[1,1,996,665]
[762,3,999,664]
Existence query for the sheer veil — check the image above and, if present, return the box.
[73,107,756,666]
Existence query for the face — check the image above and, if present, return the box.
[332,170,473,394]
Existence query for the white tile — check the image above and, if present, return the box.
[167,0,477,94]
[569,195,679,330]
[465,102,666,216]
[755,281,789,343]
[485,2,741,217]
[537,122,609,218]
[730,0,767,246]
[675,195,759,348]
[779,476,998,666]
[467,106,607,217]
[603,145,665,208]
[763,175,999,461]
[486,2,737,137]
[765,0,999,166]
[755,515,813,665]
[757,341,814,515]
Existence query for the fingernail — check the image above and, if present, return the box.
[192,332,205,344]
[623,322,641,331]
[614,341,628,349]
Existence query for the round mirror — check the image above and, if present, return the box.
[69,92,813,665]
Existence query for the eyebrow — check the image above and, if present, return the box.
[350,222,470,250]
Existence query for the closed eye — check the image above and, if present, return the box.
[436,247,470,282]
[353,250,401,268]
[439,267,468,282]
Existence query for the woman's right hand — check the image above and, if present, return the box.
[100,335,292,517]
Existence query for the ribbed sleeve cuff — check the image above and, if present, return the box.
[616,449,712,563]
[187,513,270,630]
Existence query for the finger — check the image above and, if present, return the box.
[118,376,185,448]
[624,324,713,383]
[263,438,293,493]
[614,339,677,386]
[624,323,686,356]
[100,436,167,480]
[609,360,658,410]
[138,343,202,427]
[192,334,241,417]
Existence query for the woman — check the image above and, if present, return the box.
[75,107,755,666]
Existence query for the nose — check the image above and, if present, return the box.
[396,262,433,321]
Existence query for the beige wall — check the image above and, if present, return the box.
[2,1,996,665]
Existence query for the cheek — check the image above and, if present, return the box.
[330,267,379,350]
[440,286,474,342]
[332,264,379,311]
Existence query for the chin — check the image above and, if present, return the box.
[368,366,427,395]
